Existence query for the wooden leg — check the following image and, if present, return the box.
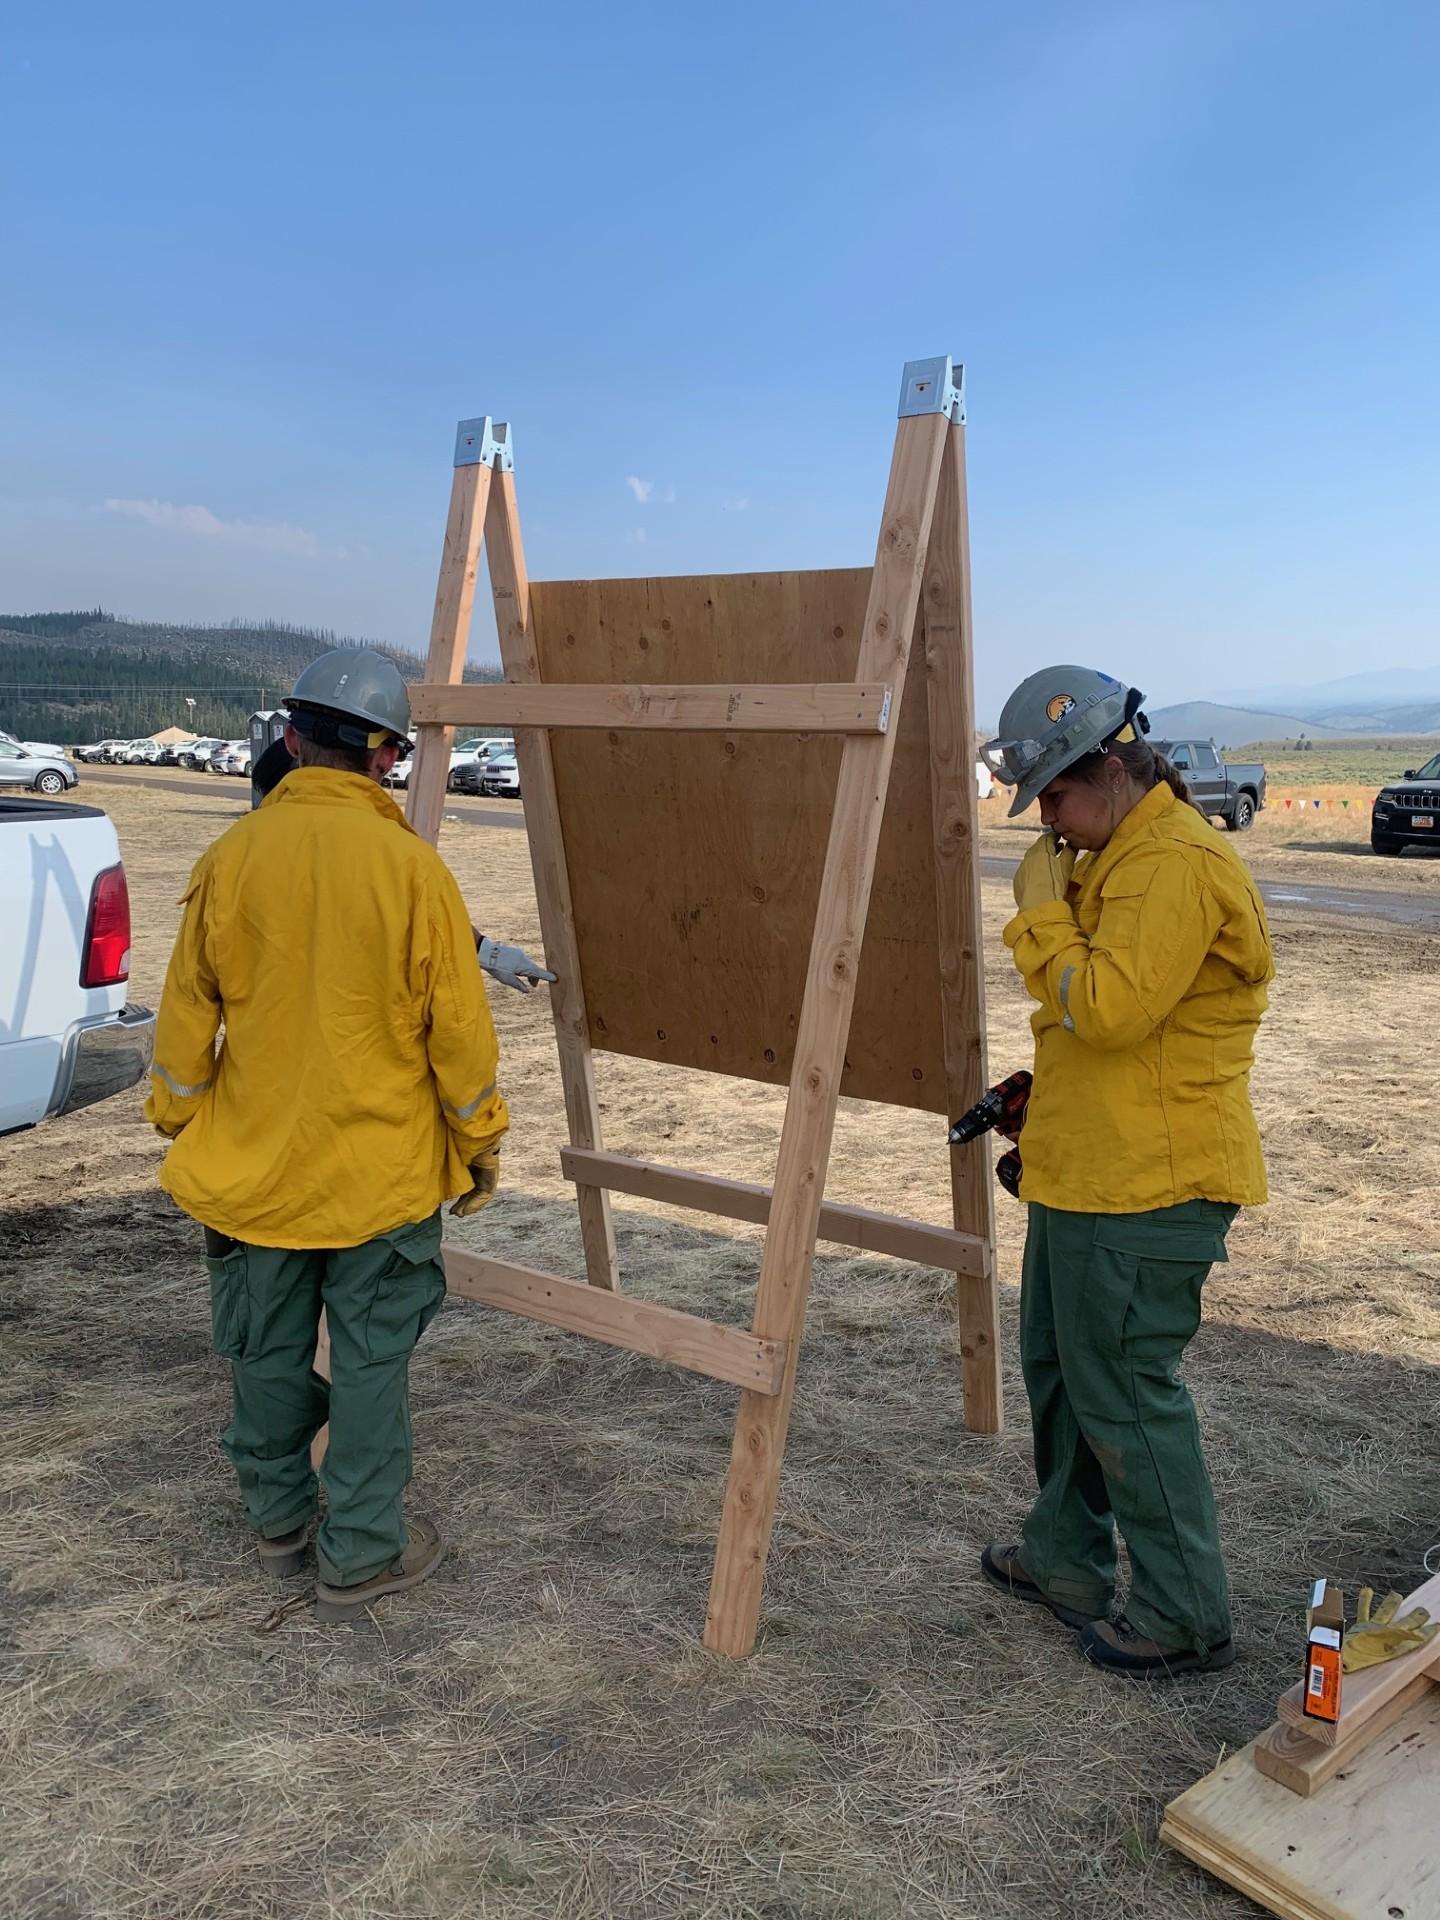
[407,458,493,846]
[704,412,949,1656]
[922,421,1002,1434]
[309,1310,332,1471]
[485,469,619,1292]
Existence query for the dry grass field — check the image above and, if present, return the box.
[3,778,1438,1920]
[1229,736,1439,789]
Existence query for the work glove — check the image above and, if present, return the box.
[1012,832,1077,912]
[1342,1587,1440,1672]
[450,1145,501,1218]
[476,935,557,994]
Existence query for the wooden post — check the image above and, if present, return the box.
[485,468,621,1292]
[922,419,1002,1434]
[703,409,950,1657]
[406,450,494,846]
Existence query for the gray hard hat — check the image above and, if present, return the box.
[286,648,412,750]
[981,666,1146,817]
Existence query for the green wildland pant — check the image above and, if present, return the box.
[1018,1200,1238,1654]
[205,1213,446,1587]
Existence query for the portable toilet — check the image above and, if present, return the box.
[249,709,292,809]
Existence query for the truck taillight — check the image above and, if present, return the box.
[81,863,132,988]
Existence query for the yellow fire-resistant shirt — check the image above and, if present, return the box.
[1003,781,1274,1214]
[144,768,509,1248]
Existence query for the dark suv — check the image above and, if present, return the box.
[1372,753,1440,855]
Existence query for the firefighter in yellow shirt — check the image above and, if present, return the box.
[146,650,510,1622]
[978,668,1274,1677]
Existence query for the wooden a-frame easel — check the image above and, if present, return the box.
[403,358,999,1658]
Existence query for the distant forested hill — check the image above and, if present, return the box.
[0,610,499,743]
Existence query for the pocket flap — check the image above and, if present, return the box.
[1091,1209,1232,1266]
[382,1214,444,1267]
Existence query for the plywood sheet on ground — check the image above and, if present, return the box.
[529,569,948,1113]
[1160,1687,1440,1920]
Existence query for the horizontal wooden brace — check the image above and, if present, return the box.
[410,680,892,733]
[559,1147,991,1279]
[442,1246,787,1394]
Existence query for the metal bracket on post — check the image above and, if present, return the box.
[897,356,965,424]
[453,416,515,470]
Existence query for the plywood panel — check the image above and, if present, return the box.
[529,569,948,1114]
[1161,1687,1440,1920]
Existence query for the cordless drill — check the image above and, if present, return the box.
[948,1069,1032,1200]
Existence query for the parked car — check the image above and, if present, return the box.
[122,739,163,765]
[179,738,226,771]
[205,740,238,774]
[21,739,67,758]
[1371,752,1440,856]
[481,753,520,799]
[0,741,79,795]
[211,742,252,776]
[1,793,154,1136]
[448,756,493,796]
[448,736,510,789]
[73,740,119,763]
[157,738,197,765]
[1154,738,1266,831]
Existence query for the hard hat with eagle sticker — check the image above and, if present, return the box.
[981,667,1147,817]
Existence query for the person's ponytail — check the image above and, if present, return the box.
[1071,737,1207,816]
[1150,750,1197,808]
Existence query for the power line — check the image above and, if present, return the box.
[0,684,271,694]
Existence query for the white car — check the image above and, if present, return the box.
[481,754,520,799]
[453,734,507,764]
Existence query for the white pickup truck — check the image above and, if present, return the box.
[1,797,155,1136]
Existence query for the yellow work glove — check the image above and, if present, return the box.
[1013,832,1077,912]
[450,1145,501,1218]
[1342,1587,1440,1672]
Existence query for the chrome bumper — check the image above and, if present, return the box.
[54,1005,157,1117]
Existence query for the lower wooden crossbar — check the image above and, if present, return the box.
[560,1147,991,1279]
[442,1247,787,1394]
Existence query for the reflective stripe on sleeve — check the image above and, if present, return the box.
[444,1081,497,1122]
[1059,966,1077,1032]
[153,1063,212,1099]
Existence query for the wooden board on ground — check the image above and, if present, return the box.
[1161,1687,1440,1920]
[1254,1675,1435,1796]
[528,568,951,1115]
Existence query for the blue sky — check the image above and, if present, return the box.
[3,0,1437,721]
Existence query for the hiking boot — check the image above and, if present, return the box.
[980,1543,1096,1630]
[1079,1616,1236,1678]
[314,1517,445,1624]
[257,1521,312,1579]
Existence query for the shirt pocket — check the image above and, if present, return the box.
[1092,872,1152,952]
